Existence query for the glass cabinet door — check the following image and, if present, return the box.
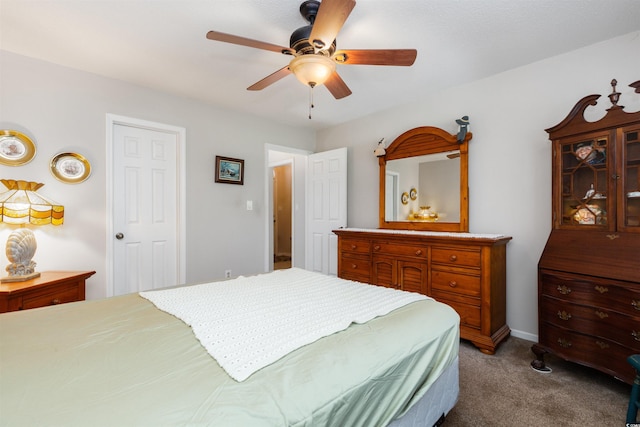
[621,126,640,231]
[559,134,610,228]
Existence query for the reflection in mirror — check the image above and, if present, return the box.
[378,125,469,232]
[385,152,460,222]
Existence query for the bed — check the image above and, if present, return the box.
[0,268,460,426]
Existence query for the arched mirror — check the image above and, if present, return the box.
[379,126,470,232]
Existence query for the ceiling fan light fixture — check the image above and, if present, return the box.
[289,55,336,87]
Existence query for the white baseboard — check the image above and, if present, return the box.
[509,329,538,343]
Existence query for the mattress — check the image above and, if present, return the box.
[0,270,460,426]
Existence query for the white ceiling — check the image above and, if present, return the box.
[2,0,640,130]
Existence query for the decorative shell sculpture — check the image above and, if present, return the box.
[5,228,38,276]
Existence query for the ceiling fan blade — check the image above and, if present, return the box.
[333,49,417,66]
[324,71,352,99]
[206,30,293,54]
[247,66,292,91]
[308,0,356,51]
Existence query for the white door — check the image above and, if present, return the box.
[385,171,399,221]
[108,116,185,296]
[305,147,347,276]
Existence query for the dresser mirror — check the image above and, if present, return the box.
[379,126,470,232]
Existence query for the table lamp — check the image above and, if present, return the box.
[0,179,64,283]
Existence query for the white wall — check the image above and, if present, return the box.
[315,31,640,340]
[0,50,315,300]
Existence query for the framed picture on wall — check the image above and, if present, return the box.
[215,155,244,185]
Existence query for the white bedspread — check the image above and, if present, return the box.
[140,268,428,381]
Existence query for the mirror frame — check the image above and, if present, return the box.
[379,126,470,232]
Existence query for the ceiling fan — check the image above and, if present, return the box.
[206,0,417,100]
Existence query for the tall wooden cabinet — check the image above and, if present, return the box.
[335,228,512,354]
[532,80,640,384]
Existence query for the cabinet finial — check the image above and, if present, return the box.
[607,79,622,110]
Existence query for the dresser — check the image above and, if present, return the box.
[0,271,95,313]
[532,79,640,384]
[335,228,512,354]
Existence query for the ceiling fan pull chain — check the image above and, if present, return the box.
[308,85,315,119]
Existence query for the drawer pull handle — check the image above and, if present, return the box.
[448,281,457,288]
[415,249,423,256]
[594,285,608,294]
[632,300,639,311]
[594,310,608,319]
[350,245,357,250]
[449,255,457,262]
[557,285,571,295]
[595,341,609,349]
[606,234,619,240]
[557,311,571,321]
[557,338,572,348]
[351,264,357,270]
[633,331,639,342]
[51,298,61,305]
[373,245,381,251]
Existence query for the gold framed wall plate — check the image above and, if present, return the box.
[409,187,417,200]
[50,152,91,183]
[0,130,37,166]
[401,192,409,205]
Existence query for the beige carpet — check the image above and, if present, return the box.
[444,336,632,426]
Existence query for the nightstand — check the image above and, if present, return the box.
[0,271,95,313]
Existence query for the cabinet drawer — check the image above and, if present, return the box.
[432,247,481,268]
[372,241,426,259]
[432,295,481,329]
[20,283,81,310]
[339,255,371,284]
[431,269,481,297]
[539,322,638,383]
[540,271,640,318]
[541,295,640,349]
[339,238,371,255]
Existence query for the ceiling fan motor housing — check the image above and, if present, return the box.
[290,0,336,56]
[290,25,336,56]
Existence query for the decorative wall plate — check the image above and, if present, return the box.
[0,130,37,166]
[401,192,409,205]
[409,187,417,200]
[50,152,91,183]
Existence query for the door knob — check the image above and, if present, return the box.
[115,233,124,240]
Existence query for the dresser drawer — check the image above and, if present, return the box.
[540,322,637,383]
[432,295,481,329]
[541,295,640,349]
[20,283,82,310]
[540,271,640,318]
[431,269,481,297]
[432,247,481,268]
[339,255,371,284]
[372,241,427,259]
[339,238,371,255]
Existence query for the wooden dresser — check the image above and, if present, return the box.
[334,228,512,354]
[0,271,95,313]
[531,80,640,384]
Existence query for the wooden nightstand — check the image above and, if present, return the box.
[0,271,95,313]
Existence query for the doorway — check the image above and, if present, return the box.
[273,163,292,270]
[265,144,311,272]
